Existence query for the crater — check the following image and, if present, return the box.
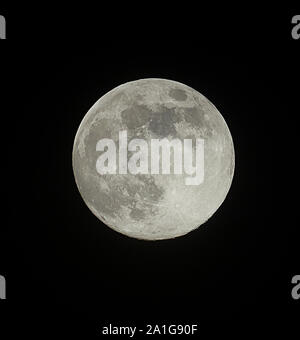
[169,88,187,101]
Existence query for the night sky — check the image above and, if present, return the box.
[0,6,299,337]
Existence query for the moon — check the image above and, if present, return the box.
[72,79,235,240]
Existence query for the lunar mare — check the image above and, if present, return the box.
[72,78,235,240]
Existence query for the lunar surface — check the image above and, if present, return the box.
[72,79,235,240]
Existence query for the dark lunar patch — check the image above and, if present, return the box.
[169,88,187,101]
[184,107,206,126]
[184,107,214,137]
[148,106,180,137]
[121,104,151,129]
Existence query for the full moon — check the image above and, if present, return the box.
[72,79,235,240]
